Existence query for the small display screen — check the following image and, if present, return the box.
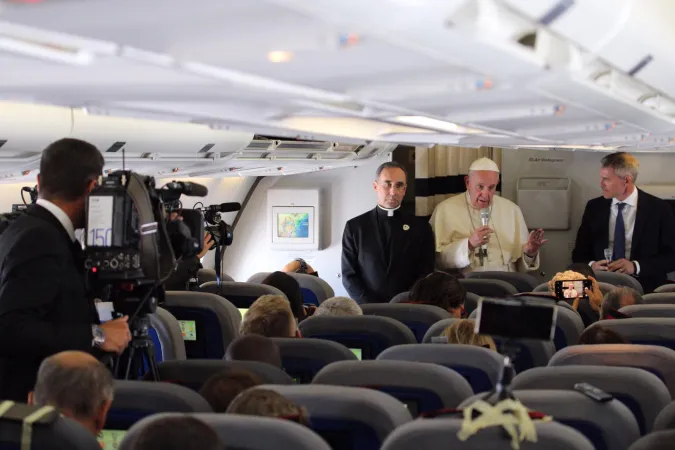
[350,348,362,360]
[238,308,248,319]
[87,196,114,247]
[98,429,126,450]
[179,320,197,341]
[555,279,592,300]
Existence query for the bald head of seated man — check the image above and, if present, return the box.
[225,334,282,368]
[28,350,113,437]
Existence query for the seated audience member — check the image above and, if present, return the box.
[440,320,497,351]
[407,271,466,317]
[226,388,309,426]
[240,295,300,338]
[131,416,224,450]
[313,297,362,317]
[28,351,113,437]
[199,369,263,413]
[282,258,319,277]
[579,326,629,345]
[600,286,643,320]
[225,335,282,368]
[548,270,603,327]
[261,271,310,321]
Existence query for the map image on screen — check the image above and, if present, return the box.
[277,213,310,238]
[179,320,197,341]
[98,429,126,450]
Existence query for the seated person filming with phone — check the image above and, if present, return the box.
[548,270,603,327]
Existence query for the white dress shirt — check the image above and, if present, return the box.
[609,188,640,274]
[36,199,76,242]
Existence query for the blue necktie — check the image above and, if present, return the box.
[613,202,626,260]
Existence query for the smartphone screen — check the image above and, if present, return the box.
[554,279,592,300]
[475,298,557,341]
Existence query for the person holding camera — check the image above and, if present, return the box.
[0,138,131,401]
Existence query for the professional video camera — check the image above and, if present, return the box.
[0,185,38,235]
[83,171,207,380]
[199,202,240,248]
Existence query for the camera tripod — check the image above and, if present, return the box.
[481,340,519,405]
[114,315,160,381]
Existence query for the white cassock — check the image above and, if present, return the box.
[430,192,540,273]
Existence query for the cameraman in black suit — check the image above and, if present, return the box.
[0,138,131,401]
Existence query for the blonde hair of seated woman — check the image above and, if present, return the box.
[441,319,497,351]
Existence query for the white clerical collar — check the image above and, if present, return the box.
[36,198,76,242]
[612,187,637,209]
[377,204,400,217]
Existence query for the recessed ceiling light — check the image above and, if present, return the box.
[267,51,293,63]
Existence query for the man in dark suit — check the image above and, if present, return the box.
[572,152,675,293]
[341,161,435,303]
[0,138,131,401]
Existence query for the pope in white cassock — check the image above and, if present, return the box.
[430,157,548,273]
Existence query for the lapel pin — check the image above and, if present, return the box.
[403,224,410,231]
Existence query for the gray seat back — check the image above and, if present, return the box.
[149,307,186,361]
[460,390,640,450]
[270,337,357,383]
[382,418,594,450]
[253,384,412,447]
[163,291,241,359]
[654,284,675,293]
[119,413,330,450]
[312,360,473,415]
[627,430,675,450]
[549,344,675,397]
[621,304,675,318]
[584,318,675,353]
[361,304,452,342]
[512,365,670,434]
[459,278,517,297]
[595,271,644,294]
[199,281,284,309]
[298,315,417,359]
[247,272,334,304]
[654,401,675,431]
[389,291,410,303]
[390,292,480,315]
[377,343,503,393]
[643,293,675,304]
[197,268,233,284]
[151,360,292,391]
[466,271,539,292]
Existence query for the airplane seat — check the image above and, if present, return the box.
[459,278,518,298]
[251,384,412,450]
[106,380,211,433]
[197,268,233,284]
[594,272,644,294]
[460,390,640,450]
[628,430,675,450]
[549,344,675,397]
[654,284,675,294]
[199,281,284,309]
[653,400,675,431]
[118,413,330,450]
[148,360,292,391]
[148,307,186,362]
[312,360,473,417]
[360,303,452,342]
[270,338,357,384]
[162,291,241,359]
[0,402,101,450]
[298,315,417,360]
[377,344,503,393]
[512,365,670,435]
[389,291,410,303]
[534,281,615,295]
[643,293,675,304]
[583,318,675,354]
[465,271,539,292]
[620,304,675,318]
[247,272,334,305]
[381,418,594,450]
[423,318,554,373]
[390,291,480,315]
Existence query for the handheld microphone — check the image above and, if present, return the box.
[205,202,242,213]
[480,208,490,253]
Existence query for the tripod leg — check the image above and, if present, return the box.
[125,346,136,380]
[143,341,160,381]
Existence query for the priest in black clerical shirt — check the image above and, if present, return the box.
[341,161,435,304]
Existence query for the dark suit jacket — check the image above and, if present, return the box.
[341,208,435,303]
[572,189,675,293]
[0,205,100,401]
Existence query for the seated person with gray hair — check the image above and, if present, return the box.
[600,286,643,319]
[313,297,362,317]
[131,416,224,450]
[240,295,300,338]
[28,350,113,437]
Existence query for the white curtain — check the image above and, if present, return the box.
[415,146,502,217]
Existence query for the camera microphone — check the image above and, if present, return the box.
[164,181,208,197]
[206,202,241,213]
